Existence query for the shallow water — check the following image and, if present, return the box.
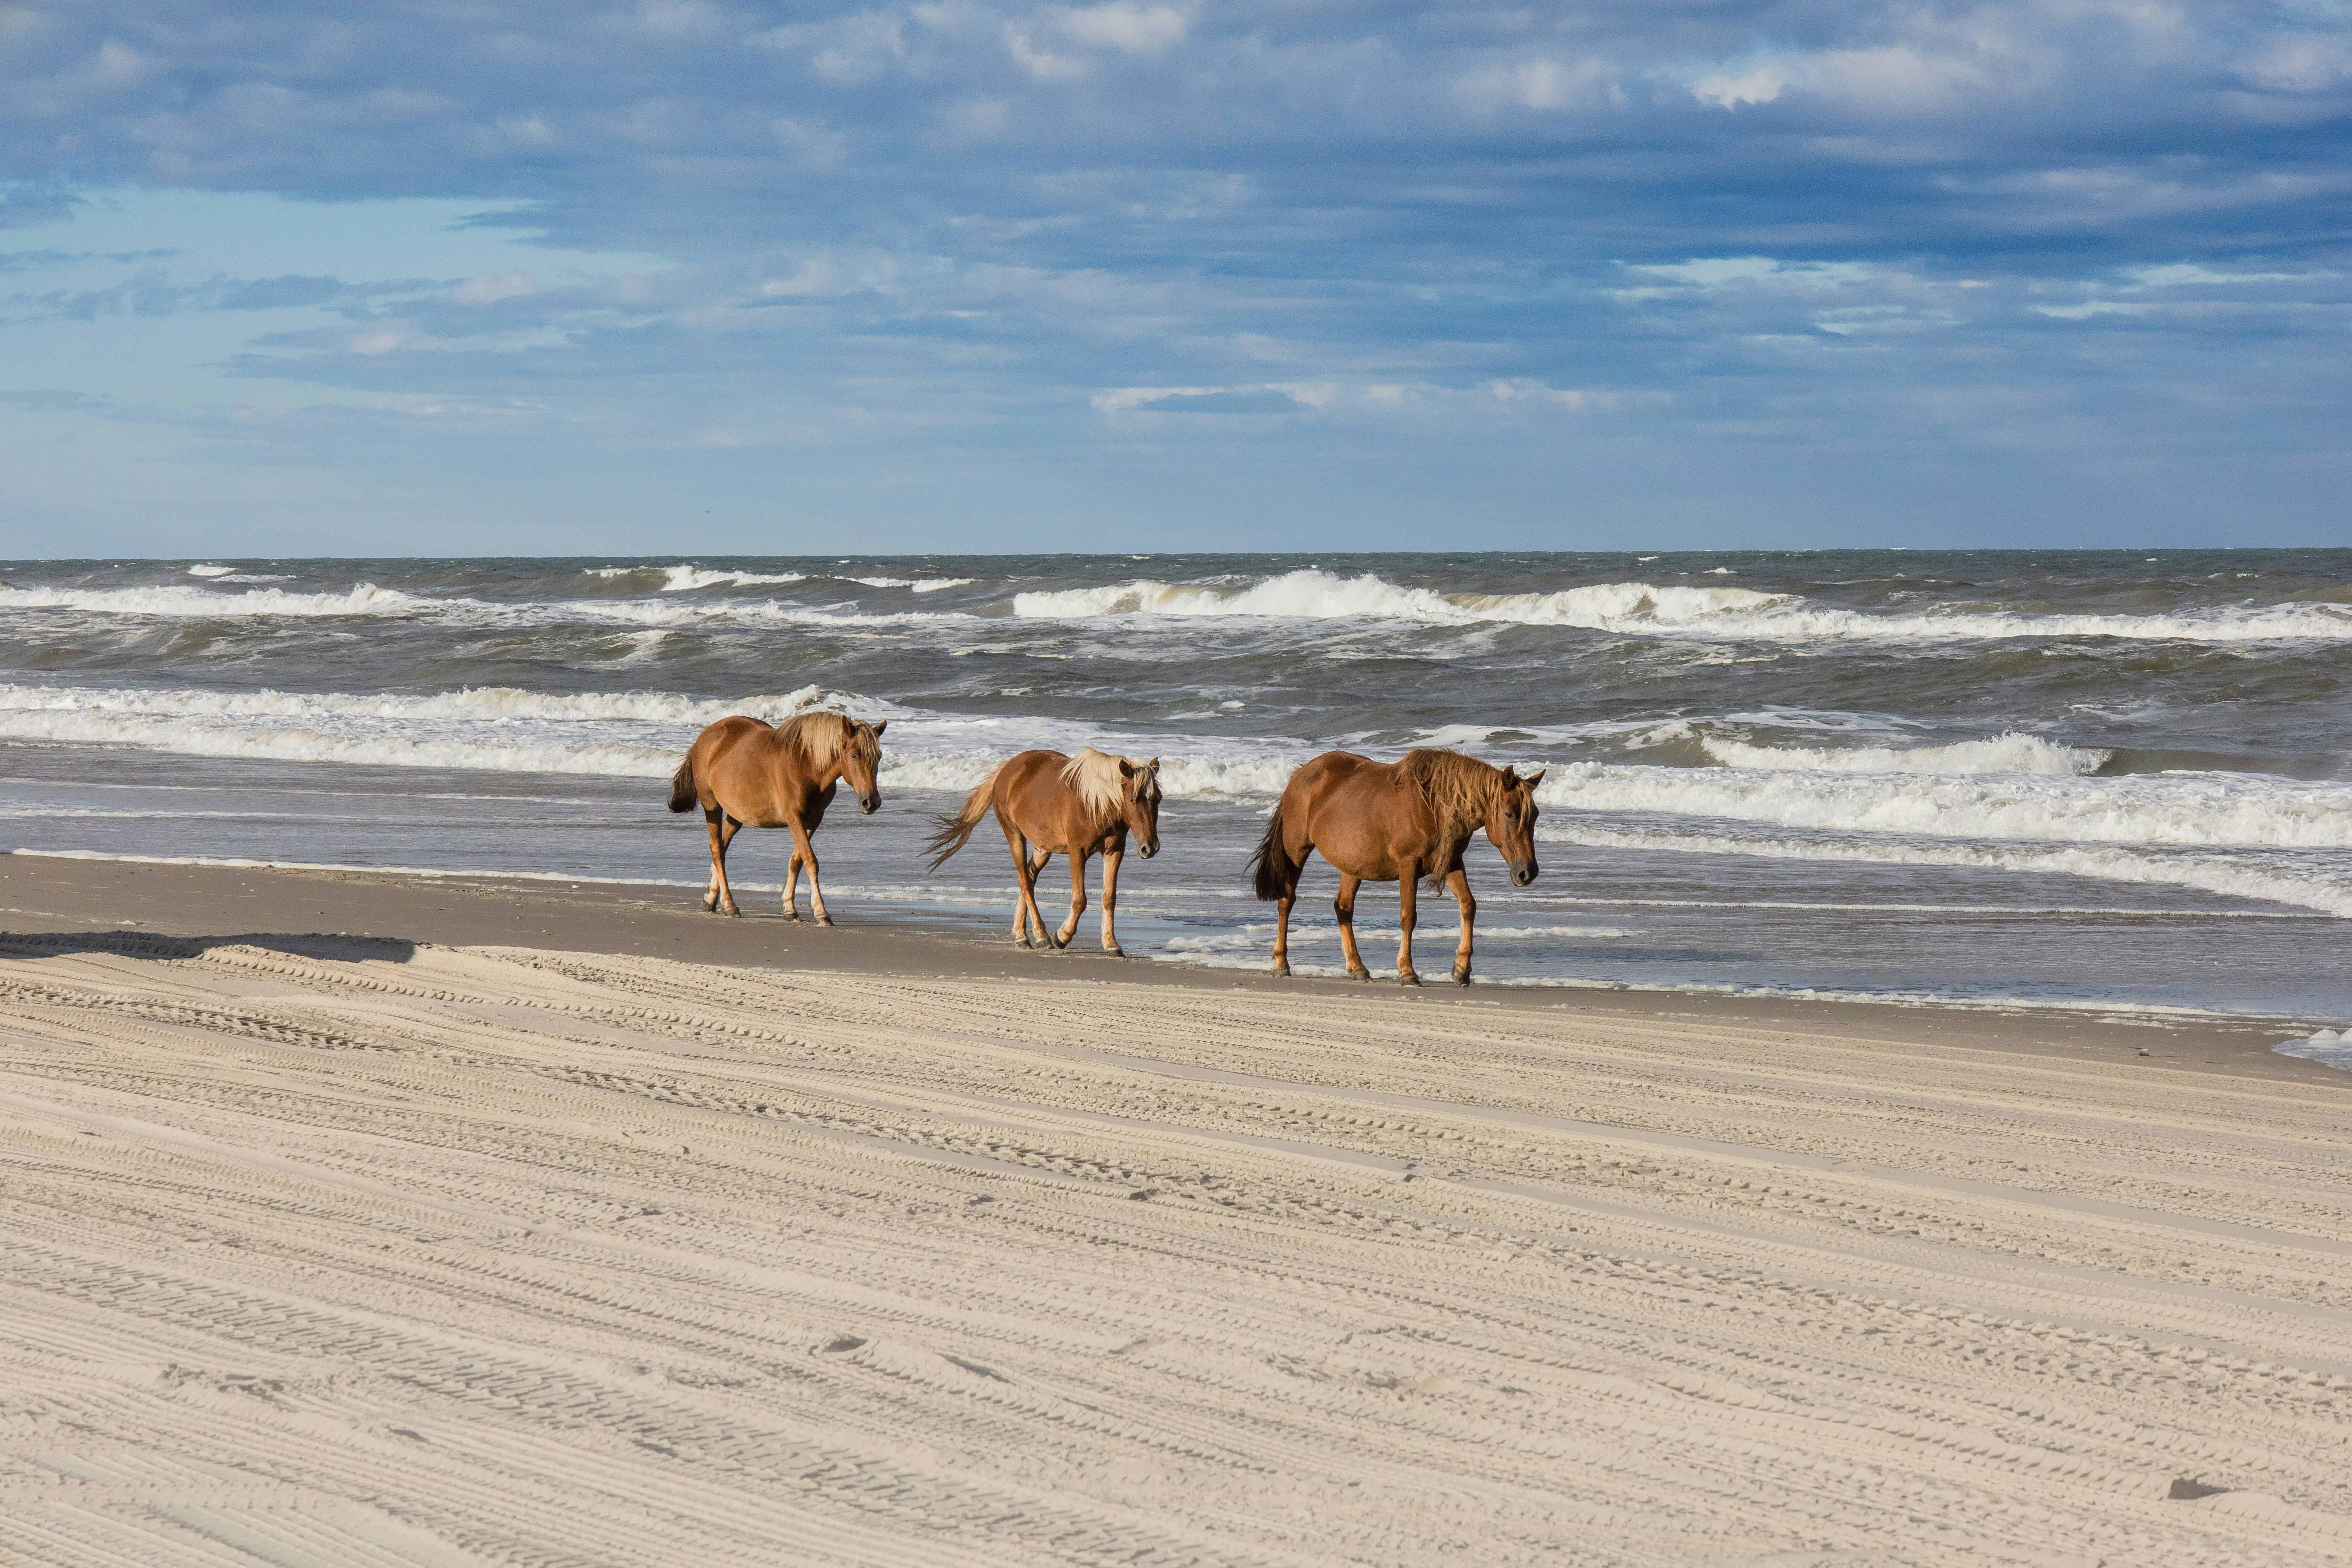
[3,549,2348,1017]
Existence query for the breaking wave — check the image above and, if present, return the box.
[1698,732,2109,776]
[1537,820,2352,919]
[0,582,441,619]
[1537,760,2352,850]
[1013,568,2352,642]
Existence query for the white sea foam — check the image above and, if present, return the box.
[0,682,841,729]
[659,565,808,591]
[0,681,1299,800]
[1537,760,2352,850]
[1159,923,1634,954]
[1012,567,2352,643]
[567,597,968,629]
[2275,1029,2352,1070]
[0,683,862,780]
[187,564,235,577]
[1699,732,2109,776]
[0,582,438,619]
[1537,820,2352,918]
[842,576,977,593]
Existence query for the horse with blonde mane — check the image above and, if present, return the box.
[1248,749,1543,985]
[667,711,888,923]
[925,748,1162,954]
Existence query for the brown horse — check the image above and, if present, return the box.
[1248,749,1543,986]
[925,748,1162,954]
[666,712,887,923]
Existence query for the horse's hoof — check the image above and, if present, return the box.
[720,904,741,919]
[1398,971,1423,987]
[1451,968,1472,987]
[1103,944,1125,958]
[700,893,718,912]
[817,915,835,928]
[783,909,801,923]
[1346,966,1372,982]
[1271,963,1291,978]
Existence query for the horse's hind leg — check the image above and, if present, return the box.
[1054,849,1087,950]
[1395,862,1422,986]
[1004,826,1037,947]
[1447,866,1476,985]
[1334,873,1371,981]
[706,812,743,917]
[1271,847,1305,977]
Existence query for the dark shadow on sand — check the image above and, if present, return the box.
[0,931,420,964]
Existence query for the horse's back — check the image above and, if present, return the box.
[1287,750,1400,816]
[692,714,772,763]
[692,716,790,819]
[1285,750,1438,877]
[999,749,1110,850]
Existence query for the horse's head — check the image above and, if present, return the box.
[840,715,887,814]
[1484,766,1544,887]
[1120,757,1164,858]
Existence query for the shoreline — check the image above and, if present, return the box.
[3,849,2335,1083]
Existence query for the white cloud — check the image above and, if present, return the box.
[2034,301,2152,318]
[1692,65,1786,109]
[452,272,537,305]
[1055,3,1187,57]
[2239,33,2352,93]
[1006,29,1089,81]
[1092,384,1221,411]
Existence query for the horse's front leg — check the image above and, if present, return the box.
[1098,842,1125,956]
[789,819,833,925]
[781,846,804,921]
[1395,863,1421,986]
[1447,866,1476,986]
[1054,848,1088,949]
[1335,873,1370,980]
[705,811,742,916]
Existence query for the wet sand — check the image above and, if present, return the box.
[4,853,2350,1564]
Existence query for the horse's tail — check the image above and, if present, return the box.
[1248,804,1298,901]
[923,767,1001,871]
[666,755,700,814]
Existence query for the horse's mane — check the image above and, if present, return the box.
[778,711,878,772]
[1398,748,1504,838]
[1060,748,1150,821]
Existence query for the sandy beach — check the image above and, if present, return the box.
[5,858,2352,1565]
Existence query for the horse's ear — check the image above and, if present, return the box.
[1147,757,1159,773]
[872,720,887,736]
[1117,759,1135,778]
[1500,764,1519,786]
[1523,769,1545,790]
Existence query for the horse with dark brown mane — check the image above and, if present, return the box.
[666,711,888,923]
[1248,748,1543,985]
[925,748,1162,954]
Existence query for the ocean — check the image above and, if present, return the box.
[4,549,2349,1021]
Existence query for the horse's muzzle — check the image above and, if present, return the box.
[1511,861,1538,887]
[1139,842,1159,859]
[858,794,880,815]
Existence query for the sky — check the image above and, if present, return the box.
[2,0,2347,556]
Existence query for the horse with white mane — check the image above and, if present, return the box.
[925,749,1162,954]
[668,711,888,924]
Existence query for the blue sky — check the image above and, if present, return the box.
[2,0,2347,555]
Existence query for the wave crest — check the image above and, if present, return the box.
[1699,732,2109,776]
